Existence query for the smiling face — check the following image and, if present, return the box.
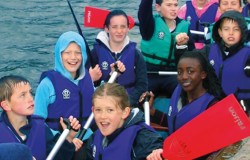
[177,57,207,96]
[155,0,178,21]
[92,96,130,137]
[105,15,129,45]
[2,82,34,117]
[219,0,242,13]
[218,19,241,47]
[61,42,82,78]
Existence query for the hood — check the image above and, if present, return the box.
[96,31,130,53]
[212,10,247,44]
[124,108,145,128]
[54,31,87,81]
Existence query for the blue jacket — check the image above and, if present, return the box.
[0,112,74,160]
[85,108,163,160]
[208,44,250,100]
[40,70,93,130]
[168,85,215,134]
[185,1,218,44]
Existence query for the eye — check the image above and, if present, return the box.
[107,109,113,113]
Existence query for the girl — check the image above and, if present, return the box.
[84,83,163,160]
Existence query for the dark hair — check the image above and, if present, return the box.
[178,51,226,101]
[156,0,163,5]
[104,10,129,28]
[92,83,130,110]
[0,75,30,102]
[219,0,242,6]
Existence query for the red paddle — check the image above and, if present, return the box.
[162,94,250,159]
[84,6,138,29]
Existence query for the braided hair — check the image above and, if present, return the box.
[178,51,226,104]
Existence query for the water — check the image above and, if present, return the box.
[0,0,141,91]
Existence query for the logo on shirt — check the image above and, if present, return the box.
[158,31,165,39]
[210,59,215,66]
[92,145,96,158]
[102,61,109,70]
[168,106,172,116]
[62,89,70,99]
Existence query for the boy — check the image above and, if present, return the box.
[138,0,194,98]
[0,75,81,160]
[208,10,250,114]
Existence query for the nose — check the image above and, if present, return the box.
[181,71,189,80]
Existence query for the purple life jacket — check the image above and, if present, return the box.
[94,42,136,95]
[208,44,250,100]
[40,70,94,130]
[168,85,215,134]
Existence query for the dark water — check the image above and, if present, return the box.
[0,0,141,91]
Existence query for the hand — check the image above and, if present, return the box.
[72,138,83,151]
[60,116,81,143]
[110,60,126,75]
[146,149,164,160]
[89,64,102,82]
[139,91,154,109]
[175,33,189,45]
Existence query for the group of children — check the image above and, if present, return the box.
[0,0,250,159]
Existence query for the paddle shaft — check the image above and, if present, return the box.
[77,68,119,140]
[67,0,95,68]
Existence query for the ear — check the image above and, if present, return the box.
[1,100,11,111]
[201,71,207,80]
[218,28,222,37]
[122,107,130,119]
[104,26,109,33]
[155,4,161,12]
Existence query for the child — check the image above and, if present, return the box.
[145,50,225,160]
[0,75,81,160]
[208,10,250,114]
[84,83,163,159]
[34,31,94,136]
[140,50,225,129]
[178,0,220,49]
[89,10,148,108]
[138,0,194,98]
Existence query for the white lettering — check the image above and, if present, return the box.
[229,106,246,130]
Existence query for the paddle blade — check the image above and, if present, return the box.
[162,94,250,159]
[84,6,136,29]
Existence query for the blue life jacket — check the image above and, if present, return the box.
[185,1,218,43]
[92,123,151,160]
[94,42,136,94]
[208,44,250,100]
[243,4,250,17]
[168,85,215,134]
[0,115,46,160]
[40,70,94,130]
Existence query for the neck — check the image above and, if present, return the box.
[8,113,28,136]
[109,41,124,53]
[166,19,176,31]
[187,87,207,103]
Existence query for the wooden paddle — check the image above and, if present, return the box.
[84,6,139,29]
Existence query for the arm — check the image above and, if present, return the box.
[129,50,148,107]
[138,0,155,40]
[34,78,55,119]
[133,128,163,159]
